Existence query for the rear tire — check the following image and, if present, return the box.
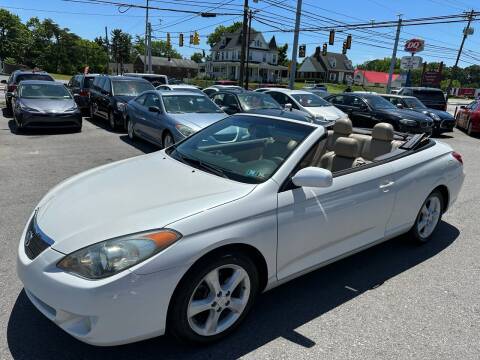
[89,104,96,120]
[127,118,135,140]
[108,111,116,130]
[168,252,259,344]
[409,190,444,244]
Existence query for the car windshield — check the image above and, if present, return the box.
[16,74,53,83]
[162,94,223,113]
[412,90,445,102]
[84,77,95,88]
[365,96,397,110]
[172,87,203,94]
[292,93,330,107]
[237,93,281,110]
[404,97,427,109]
[112,80,154,96]
[167,115,314,184]
[20,84,72,99]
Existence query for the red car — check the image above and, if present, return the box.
[456,100,480,135]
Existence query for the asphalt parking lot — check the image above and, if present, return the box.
[0,107,479,360]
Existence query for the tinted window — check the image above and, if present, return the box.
[212,93,225,106]
[162,94,222,113]
[20,83,72,99]
[144,93,160,107]
[412,90,445,102]
[167,115,314,184]
[403,97,427,109]
[135,94,147,105]
[112,80,154,96]
[237,93,281,110]
[364,96,396,110]
[95,77,106,91]
[329,95,345,105]
[102,78,111,93]
[268,92,289,105]
[83,76,95,89]
[291,93,330,107]
[15,74,53,83]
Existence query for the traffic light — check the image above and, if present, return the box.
[342,40,347,55]
[298,44,306,58]
[189,34,194,45]
[322,43,327,56]
[166,33,171,48]
[346,34,352,49]
[193,31,200,46]
[329,30,335,45]
[179,33,184,47]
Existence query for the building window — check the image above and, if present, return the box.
[263,53,266,62]
[272,54,277,64]
[215,52,219,61]
[221,52,224,60]
[329,72,336,81]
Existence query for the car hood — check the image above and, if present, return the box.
[167,112,227,130]
[304,106,347,120]
[245,108,308,121]
[424,108,455,120]
[36,152,255,254]
[377,108,432,122]
[21,98,76,112]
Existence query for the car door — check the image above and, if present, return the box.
[276,156,397,280]
[222,93,241,114]
[142,92,163,141]
[99,78,112,119]
[347,96,374,127]
[131,93,149,137]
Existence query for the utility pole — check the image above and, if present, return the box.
[105,26,109,74]
[147,22,153,73]
[144,0,150,73]
[446,10,475,101]
[386,15,402,93]
[245,10,253,89]
[239,0,249,88]
[288,0,302,89]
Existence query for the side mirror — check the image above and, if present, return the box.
[396,103,404,109]
[292,167,333,188]
[1,80,6,84]
[285,103,293,111]
[148,106,161,113]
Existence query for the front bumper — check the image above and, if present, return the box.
[399,124,433,134]
[433,119,455,132]
[17,111,82,129]
[17,222,186,346]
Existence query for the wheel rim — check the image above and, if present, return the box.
[468,122,472,134]
[127,119,134,139]
[417,196,441,239]
[187,264,251,337]
[109,113,115,128]
[163,134,174,148]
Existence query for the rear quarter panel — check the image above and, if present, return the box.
[385,140,464,238]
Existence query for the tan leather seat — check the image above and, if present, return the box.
[326,118,353,151]
[320,137,368,172]
[362,123,396,161]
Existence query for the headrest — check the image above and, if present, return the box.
[287,140,298,150]
[372,123,394,141]
[334,137,359,158]
[333,118,352,135]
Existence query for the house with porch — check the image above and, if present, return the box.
[201,28,288,83]
[298,47,354,84]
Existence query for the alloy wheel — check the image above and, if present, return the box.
[187,264,251,337]
[417,196,441,239]
[109,112,115,129]
[127,119,134,140]
[163,133,174,148]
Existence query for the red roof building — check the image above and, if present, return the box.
[354,69,401,87]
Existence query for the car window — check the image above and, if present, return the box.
[237,93,281,110]
[15,74,54,83]
[204,88,216,96]
[364,96,396,110]
[83,76,95,89]
[102,78,111,93]
[157,86,169,90]
[403,97,427,109]
[223,94,238,107]
[19,83,72,99]
[268,92,288,105]
[112,80,154,96]
[412,89,445,102]
[212,93,225,106]
[162,94,222,113]
[144,93,161,107]
[468,101,477,110]
[167,115,314,184]
[135,94,147,105]
[329,95,344,105]
[95,77,106,92]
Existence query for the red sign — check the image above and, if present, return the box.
[404,38,425,54]
[422,71,441,87]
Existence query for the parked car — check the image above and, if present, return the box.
[325,93,433,134]
[11,80,81,132]
[89,75,155,129]
[156,84,203,94]
[67,73,99,113]
[303,83,328,91]
[397,87,447,111]
[125,90,226,147]
[455,99,480,135]
[17,113,464,346]
[210,90,321,124]
[2,70,54,112]
[381,94,455,134]
[203,85,244,97]
[123,73,168,87]
[264,88,348,123]
[302,88,330,99]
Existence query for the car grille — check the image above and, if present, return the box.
[24,213,53,260]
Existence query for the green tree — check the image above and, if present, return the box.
[207,21,242,47]
[190,52,203,63]
[111,29,132,73]
[133,36,182,59]
[357,57,400,73]
[0,9,29,63]
[277,43,288,66]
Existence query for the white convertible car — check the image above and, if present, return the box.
[17,114,464,346]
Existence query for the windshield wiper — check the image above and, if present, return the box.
[175,151,229,179]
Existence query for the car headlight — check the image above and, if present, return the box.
[423,111,440,121]
[176,124,196,137]
[19,103,39,112]
[399,119,418,126]
[57,229,181,279]
[65,106,79,113]
[116,101,127,112]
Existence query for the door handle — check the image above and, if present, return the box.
[379,181,395,191]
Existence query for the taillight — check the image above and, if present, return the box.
[79,89,89,96]
[7,84,17,92]
[452,151,463,165]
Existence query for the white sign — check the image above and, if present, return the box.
[400,56,423,70]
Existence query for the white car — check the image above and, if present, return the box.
[156,84,203,94]
[17,115,464,346]
[203,85,244,97]
[265,88,348,123]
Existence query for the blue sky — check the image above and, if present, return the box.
[2,0,479,67]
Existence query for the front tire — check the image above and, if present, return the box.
[162,131,174,148]
[168,252,259,344]
[108,111,116,130]
[409,190,444,243]
[127,118,135,140]
[467,121,474,136]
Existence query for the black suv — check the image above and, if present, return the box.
[89,75,155,130]
[67,74,99,113]
[2,70,54,111]
[397,87,447,111]
[325,93,433,134]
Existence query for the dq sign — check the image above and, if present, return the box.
[404,38,425,54]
